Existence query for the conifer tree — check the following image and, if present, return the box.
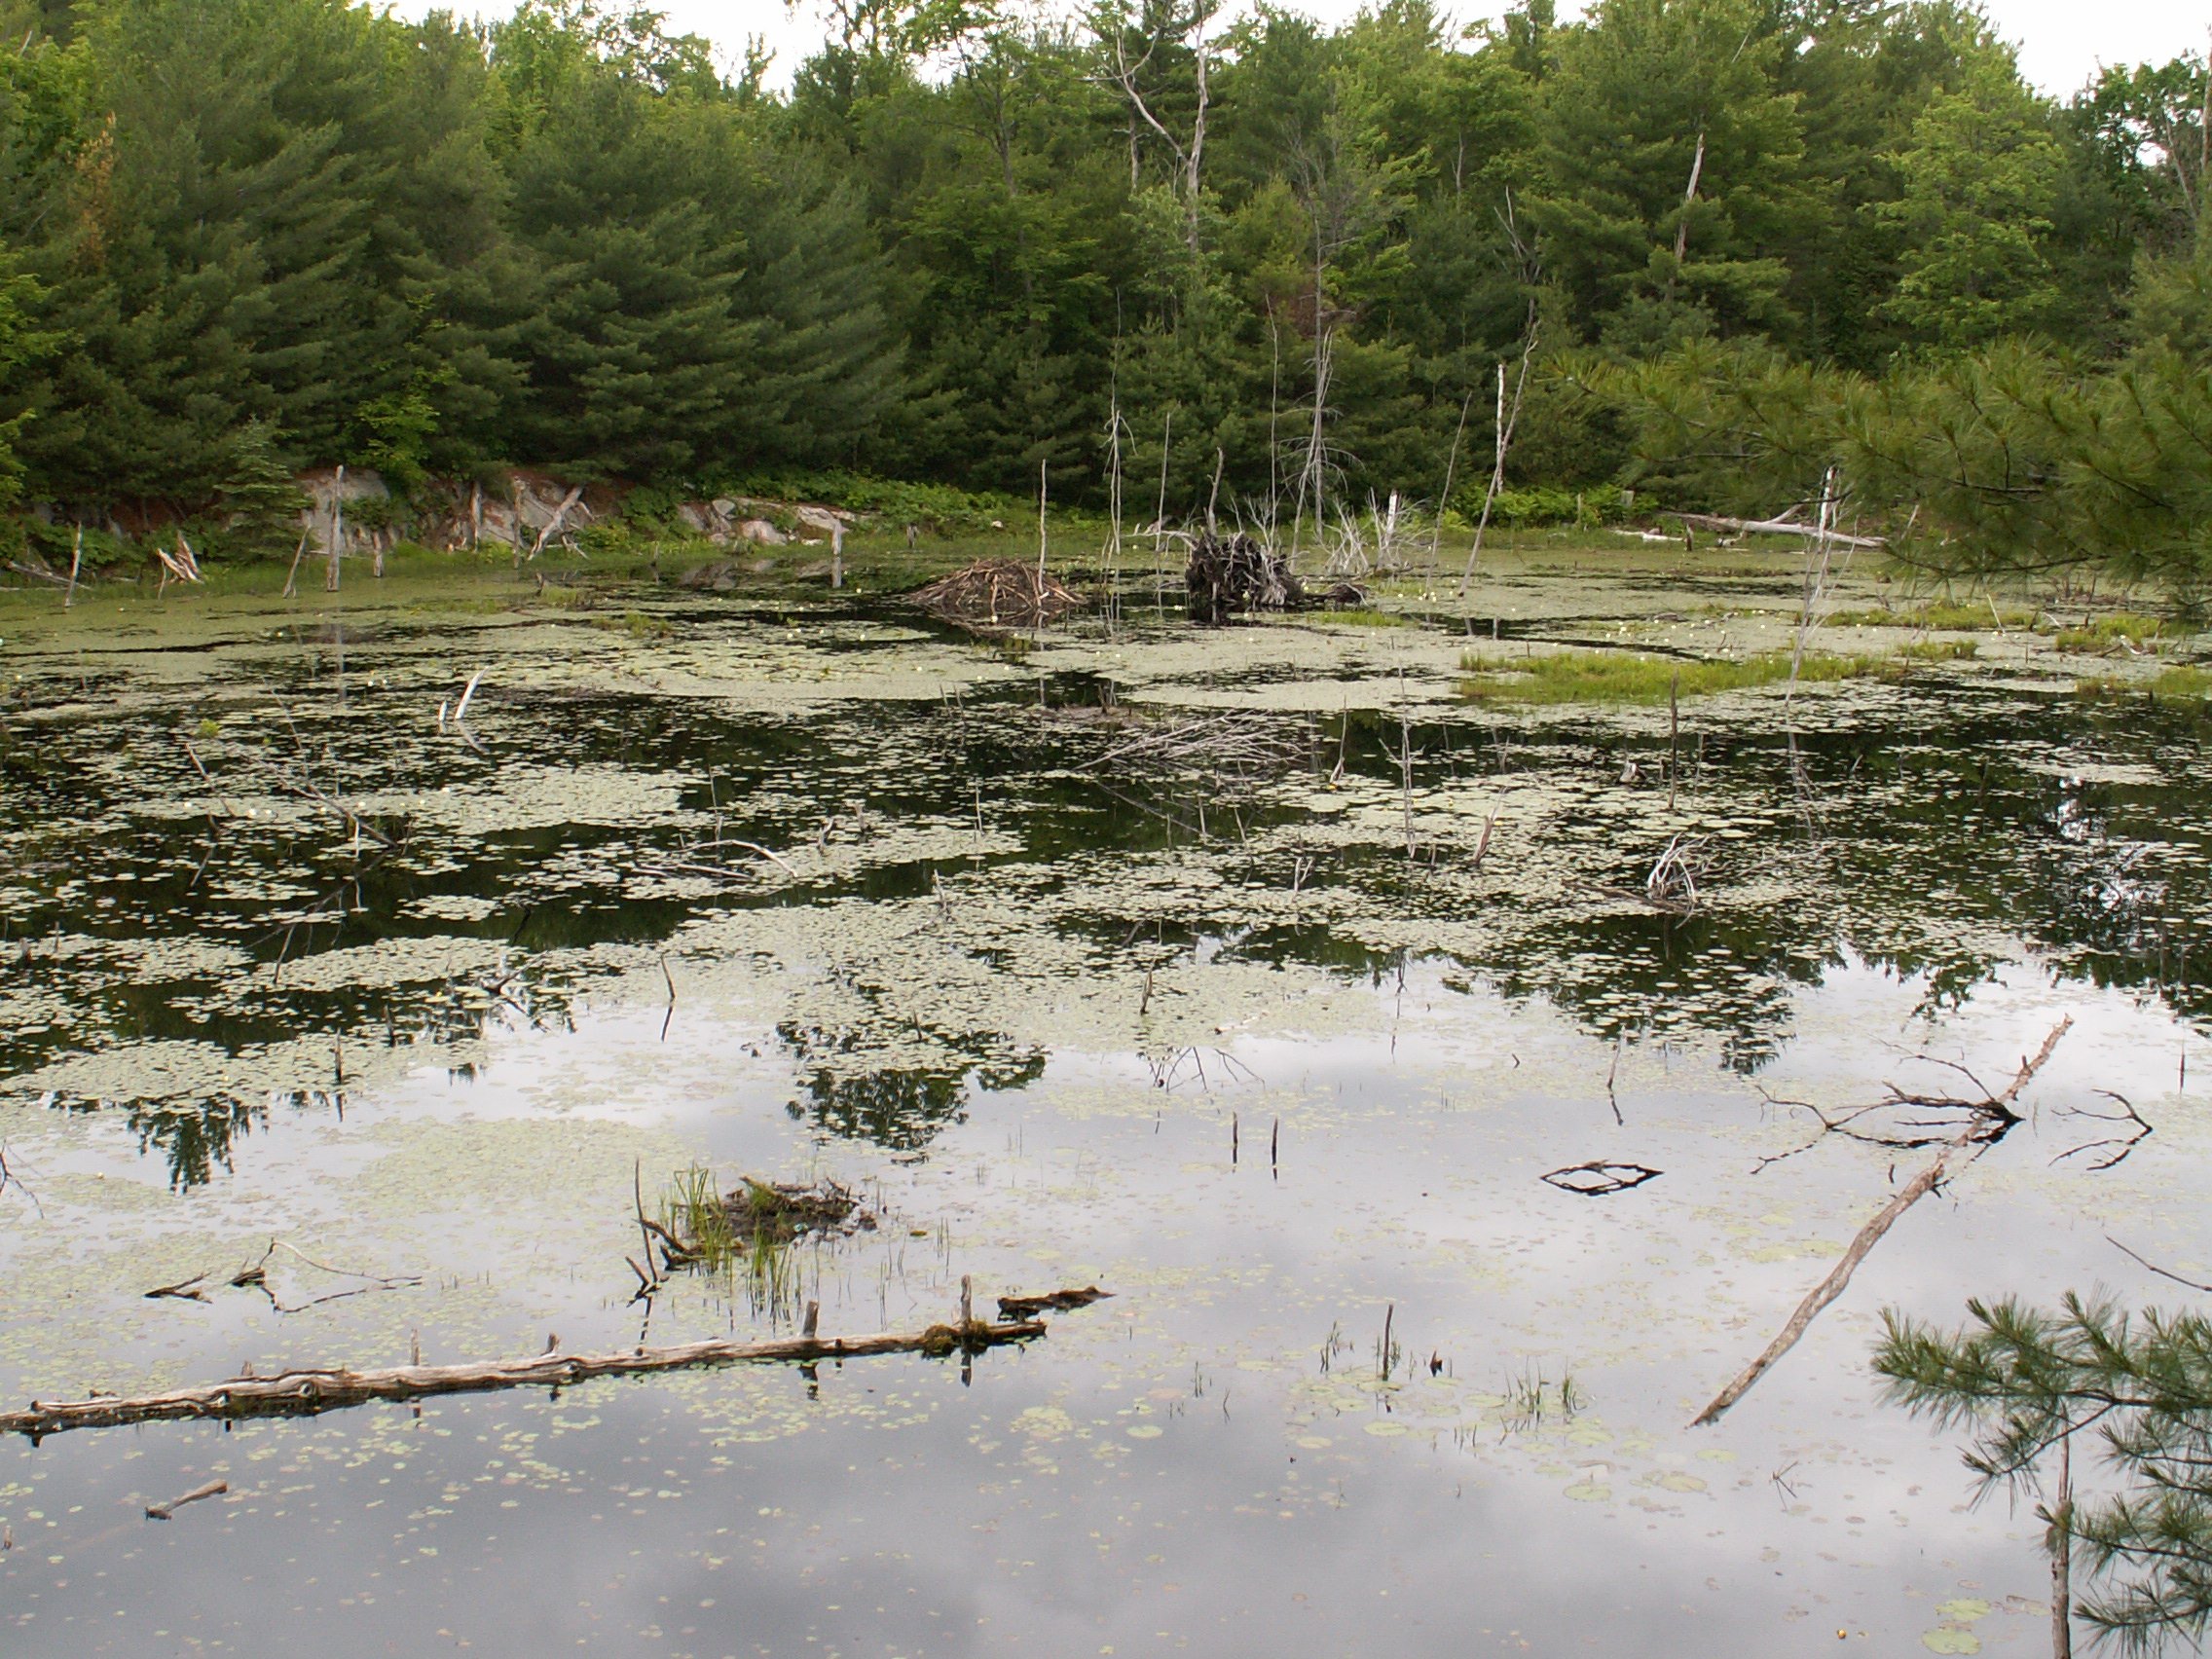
[1879,1295,2212,1652]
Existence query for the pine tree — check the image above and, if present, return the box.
[722,137,904,471]
[1878,1294,2212,1653]
[1879,51,2069,350]
[1532,0,1822,349]
[490,34,756,479]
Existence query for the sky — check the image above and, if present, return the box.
[397,0,2207,97]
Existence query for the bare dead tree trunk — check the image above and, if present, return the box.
[1427,388,1475,594]
[1788,465,1840,690]
[1460,193,1542,597]
[1457,333,1536,598]
[1105,4,1215,255]
[1266,320,1283,545]
[323,464,345,594]
[1185,26,1208,253]
[1673,129,1707,269]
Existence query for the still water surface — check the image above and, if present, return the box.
[2,572,2207,1654]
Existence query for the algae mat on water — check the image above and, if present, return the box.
[2,565,2212,1656]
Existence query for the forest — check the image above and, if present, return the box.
[0,0,2206,586]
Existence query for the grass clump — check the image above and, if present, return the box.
[1894,638,1977,661]
[2077,664,2212,700]
[2048,611,2171,653]
[1827,599,2034,630]
[1459,647,1873,704]
[1317,607,1411,629]
[590,609,675,641]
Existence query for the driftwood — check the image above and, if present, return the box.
[0,1286,1106,1440]
[1660,510,1886,551]
[1692,1017,2072,1427]
[527,485,587,561]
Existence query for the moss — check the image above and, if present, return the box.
[1458,647,1876,704]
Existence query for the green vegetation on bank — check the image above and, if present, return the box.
[0,0,2204,590]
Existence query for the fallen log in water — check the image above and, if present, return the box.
[1659,510,1886,550]
[0,1285,1095,1440]
[1690,1018,2071,1428]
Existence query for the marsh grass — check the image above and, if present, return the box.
[1894,638,1978,661]
[662,1164,739,1270]
[1502,1362,1582,1431]
[2077,665,2212,700]
[1826,600,2036,630]
[1315,608,1412,629]
[1459,647,1875,704]
[2049,611,2171,653]
[658,1166,816,1318]
[590,609,676,640]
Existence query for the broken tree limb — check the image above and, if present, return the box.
[1659,510,1885,551]
[1692,1017,2072,1428]
[0,1290,1106,1440]
[527,486,586,561]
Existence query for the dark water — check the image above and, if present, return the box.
[2,580,2209,1655]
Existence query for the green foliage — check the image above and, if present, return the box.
[1604,335,2212,593]
[1316,607,1411,628]
[724,469,1039,534]
[1532,0,1820,347]
[0,254,45,510]
[1893,637,1977,660]
[1877,1295,2212,1652]
[2049,612,2171,653]
[1453,481,1626,527]
[2077,665,2212,701]
[1827,600,2035,629]
[0,0,2200,581]
[1879,53,2069,349]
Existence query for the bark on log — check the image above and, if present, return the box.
[0,1309,1067,1440]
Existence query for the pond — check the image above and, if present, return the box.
[2,556,2208,1656]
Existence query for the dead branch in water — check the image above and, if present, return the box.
[0,1285,1108,1440]
[145,1239,421,1312]
[1077,712,1308,780]
[998,1286,1113,1318]
[145,1480,227,1521]
[1692,1016,2072,1428]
